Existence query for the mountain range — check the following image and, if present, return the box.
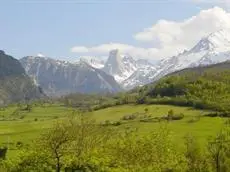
[20,56,121,96]
[2,29,230,99]
[77,29,230,90]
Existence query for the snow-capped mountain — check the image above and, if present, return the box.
[82,49,156,89]
[100,49,155,85]
[102,49,137,83]
[79,56,105,69]
[20,29,230,93]
[122,29,230,89]
[20,56,121,96]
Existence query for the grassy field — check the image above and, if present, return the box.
[0,104,226,157]
[90,104,225,146]
[0,104,73,157]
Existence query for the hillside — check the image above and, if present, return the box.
[136,61,230,112]
[0,51,43,105]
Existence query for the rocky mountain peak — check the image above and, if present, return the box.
[103,49,126,81]
[190,29,230,53]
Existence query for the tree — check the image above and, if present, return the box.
[184,134,209,172]
[65,114,113,171]
[167,109,174,121]
[9,112,113,172]
[207,129,230,172]
[109,125,184,171]
[0,147,7,160]
[38,121,72,172]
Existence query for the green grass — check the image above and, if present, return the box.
[0,104,227,157]
[0,105,72,146]
[90,104,209,121]
[90,104,225,146]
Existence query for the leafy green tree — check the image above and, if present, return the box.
[184,134,210,172]
[207,128,230,172]
[109,125,184,171]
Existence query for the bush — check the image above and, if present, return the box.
[140,117,160,123]
[205,112,218,117]
[0,147,7,159]
[100,120,112,126]
[172,113,185,120]
[162,113,184,121]
[19,115,25,119]
[112,121,122,126]
[205,111,230,118]
[168,109,174,116]
[121,114,138,120]
[100,120,122,126]
[16,141,23,148]
[187,116,200,123]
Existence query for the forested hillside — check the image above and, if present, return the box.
[136,61,230,113]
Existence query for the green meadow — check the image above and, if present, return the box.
[0,103,226,157]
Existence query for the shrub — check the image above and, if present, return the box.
[162,113,184,121]
[100,120,112,126]
[168,109,174,116]
[140,117,160,123]
[19,115,25,119]
[121,114,138,120]
[0,147,7,159]
[205,112,218,117]
[187,116,200,123]
[16,141,23,148]
[112,121,122,126]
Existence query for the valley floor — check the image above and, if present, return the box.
[0,104,226,157]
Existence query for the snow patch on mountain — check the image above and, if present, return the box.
[20,56,121,96]
[123,29,230,89]
[82,49,156,88]
[79,56,105,69]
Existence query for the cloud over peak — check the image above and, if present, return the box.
[71,7,230,60]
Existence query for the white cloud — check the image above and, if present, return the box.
[134,7,230,50]
[191,0,230,4]
[190,0,230,10]
[71,46,89,53]
[71,43,159,60]
[71,7,230,60]
[37,53,45,57]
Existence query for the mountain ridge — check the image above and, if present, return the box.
[0,51,43,105]
[121,29,230,89]
[20,56,122,96]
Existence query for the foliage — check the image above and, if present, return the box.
[137,65,230,112]
[184,134,210,172]
[106,125,185,171]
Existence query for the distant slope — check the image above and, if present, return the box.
[168,60,230,76]
[59,61,230,112]
[135,60,230,112]
[20,56,122,96]
[0,51,43,105]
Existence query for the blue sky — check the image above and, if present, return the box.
[0,0,229,60]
